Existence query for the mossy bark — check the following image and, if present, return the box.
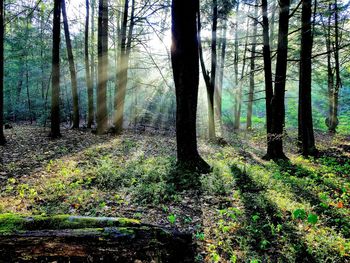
[0,214,194,262]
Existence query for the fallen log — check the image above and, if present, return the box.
[0,214,195,262]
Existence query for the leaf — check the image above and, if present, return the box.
[168,214,176,224]
[293,209,307,220]
[307,214,318,225]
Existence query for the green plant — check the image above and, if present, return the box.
[168,214,176,225]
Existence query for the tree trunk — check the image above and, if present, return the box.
[96,0,108,135]
[50,0,61,138]
[215,19,227,133]
[91,0,96,125]
[207,0,217,140]
[329,0,341,133]
[85,0,94,128]
[25,59,33,124]
[267,0,290,160]
[62,0,79,129]
[298,0,317,156]
[233,2,239,130]
[171,0,210,172]
[0,0,5,145]
[234,17,249,130]
[114,0,135,134]
[247,1,258,130]
[261,0,273,142]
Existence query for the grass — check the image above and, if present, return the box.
[0,125,349,262]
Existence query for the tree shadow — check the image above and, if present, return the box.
[274,160,350,238]
[231,165,315,262]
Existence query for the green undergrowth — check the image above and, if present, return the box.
[1,130,350,262]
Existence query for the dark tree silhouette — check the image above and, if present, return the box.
[85,0,94,128]
[171,0,210,172]
[247,1,258,130]
[96,0,108,135]
[198,0,217,140]
[298,0,317,156]
[50,0,61,138]
[114,0,135,134]
[62,0,79,129]
[264,0,290,160]
[261,0,273,149]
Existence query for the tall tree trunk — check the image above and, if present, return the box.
[262,0,274,158]
[247,1,258,130]
[171,0,210,172]
[233,2,239,130]
[96,0,108,134]
[50,0,61,138]
[198,0,217,140]
[328,0,341,133]
[216,19,227,133]
[0,0,5,145]
[234,17,249,130]
[114,0,135,134]
[85,0,94,128]
[62,0,80,129]
[91,0,96,122]
[267,0,290,160]
[298,0,317,156]
[25,58,32,124]
[207,0,217,140]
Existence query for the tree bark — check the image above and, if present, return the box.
[114,0,135,134]
[91,0,96,125]
[267,0,290,160]
[298,0,317,156]
[234,17,249,130]
[247,1,258,130]
[85,0,94,128]
[327,0,341,133]
[96,0,108,135]
[207,0,217,140]
[50,0,62,138]
[62,0,80,129]
[233,2,239,130]
[0,0,5,145]
[198,0,217,140]
[215,19,227,133]
[171,0,210,172]
[261,0,273,142]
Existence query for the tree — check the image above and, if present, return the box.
[96,0,108,135]
[246,1,258,130]
[0,0,5,145]
[216,19,227,133]
[268,0,290,160]
[262,0,290,160]
[325,1,342,133]
[85,0,94,128]
[171,0,210,172]
[298,0,317,156]
[114,0,135,134]
[62,0,79,129]
[50,0,61,138]
[199,0,218,140]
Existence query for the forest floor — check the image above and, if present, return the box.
[0,124,350,262]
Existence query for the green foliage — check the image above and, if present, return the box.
[293,209,307,220]
[167,214,176,225]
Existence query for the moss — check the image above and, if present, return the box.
[0,213,25,233]
[0,214,140,234]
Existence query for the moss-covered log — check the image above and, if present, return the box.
[0,214,195,262]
